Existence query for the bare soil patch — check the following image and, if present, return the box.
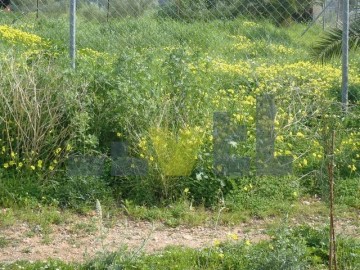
[0,215,269,263]
[0,205,359,264]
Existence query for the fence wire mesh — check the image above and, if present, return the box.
[0,1,359,202]
[1,1,359,49]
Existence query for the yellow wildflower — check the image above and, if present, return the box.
[37,160,43,168]
[66,144,72,151]
[213,239,221,246]
[296,132,305,138]
[348,164,357,172]
[227,233,238,240]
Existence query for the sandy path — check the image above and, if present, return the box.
[0,217,269,263]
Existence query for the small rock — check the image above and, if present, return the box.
[33,225,42,233]
[182,235,193,240]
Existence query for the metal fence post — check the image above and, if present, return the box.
[107,0,110,22]
[70,0,77,70]
[342,0,349,112]
[36,0,39,19]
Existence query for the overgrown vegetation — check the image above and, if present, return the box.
[0,2,359,268]
[0,13,358,208]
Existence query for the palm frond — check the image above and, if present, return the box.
[311,18,360,63]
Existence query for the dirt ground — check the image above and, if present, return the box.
[0,208,359,263]
[0,215,270,263]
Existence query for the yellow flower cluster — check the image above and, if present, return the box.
[78,47,106,58]
[242,21,260,28]
[212,59,252,78]
[231,35,254,52]
[1,141,72,173]
[0,25,48,47]
[78,47,115,67]
[268,44,294,55]
[230,35,295,56]
[207,50,360,172]
[139,127,204,176]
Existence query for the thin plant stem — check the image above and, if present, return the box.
[328,130,337,270]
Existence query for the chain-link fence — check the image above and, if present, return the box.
[320,0,360,28]
[0,1,359,206]
[0,1,358,69]
[0,1,358,56]
[1,5,360,269]
[1,1,358,45]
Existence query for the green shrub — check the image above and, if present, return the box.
[45,175,114,211]
[158,0,213,21]
[158,0,316,25]
[0,174,42,207]
[292,225,360,268]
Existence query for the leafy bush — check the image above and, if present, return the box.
[0,174,42,207]
[45,175,114,211]
[158,0,213,21]
[292,225,360,268]
[0,52,73,177]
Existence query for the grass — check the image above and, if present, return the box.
[0,236,9,248]
[0,174,358,233]
[0,190,357,230]
[70,221,98,235]
[0,205,73,242]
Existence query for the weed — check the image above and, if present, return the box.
[70,222,98,235]
[0,236,9,248]
[0,208,16,228]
